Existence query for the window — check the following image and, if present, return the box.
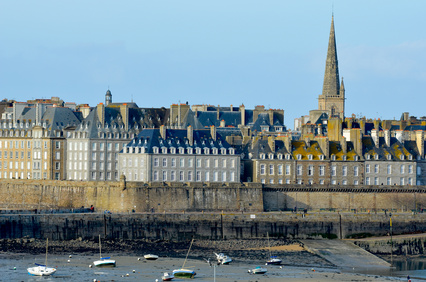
[100,152,104,160]
[55,141,60,149]
[269,179,274,184]
[188,171,192,181]
[196,159,201,168]
[319,166,325,176]
[286,179,290,184]
[180,158,184,167]
[387,177,391,185]
[308,165,314,176]
[331,180,336,185]
[179,171,184,181]
[417,167,422,175]
[222,172,226,181]
[387,165,392,174]
[171,158,176,167]
[354,166,359,176]
[154,158,159,167]
[278,165,283,175]
[196,171,201,181]
[269,164,274,175]
[401,165,405,174]
[205,172,209,182]
[162,158,167,167]
[213,171,218,181]
[188,159,193,167]
[319,179,324,185]
[214,159,219,168]
[55,162,60,170]
[374,177,379,185]
[260,164,266,175]
[92,143,97,150]
[409,165,413,174]
[354,180,359,185]
[222,159,226,168]
[162,171,167,181]
[331,166,336,176]
[366,164,370,173]
[285,165,290,175]
[230,172,235,182]
[297,165,302,176]
[342,180,347,185]
[171,171,176,181]
[400,177,405,185]
[366,177,370,185]
[374,164,379,174]
[409,177,413,185]
[55,152,60,160]
[153,171,158,181]
[342,166,347,176]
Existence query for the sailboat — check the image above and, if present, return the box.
[93,235,116,267]
[172,239,196,278]
[265,232,282,265]
[27,238,57,276]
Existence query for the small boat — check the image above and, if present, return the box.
[144,254,159,260]
[162,272,174,281]
[27,238,56,276]
[214,252,232,265]
[265,232,282,265]
[93,235,116,267]
[172,239,196,279]
[249,266,268,274]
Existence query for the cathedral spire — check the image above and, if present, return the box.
[322,15,340,97]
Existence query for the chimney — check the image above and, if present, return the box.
[269,110,274,125]
[210,125,217,141]
[384,130,391,147]
[340,137,347,154]
[240,104,246,126]
[187,125,193,146]
[230,104,233,112]
[220,120,225,127]
[317,124,322,136]
[416,131,424,158]
[268,136,275,153]
[316,137,329,158]
[217,105,220,120]
[395,130,403,143]
[35,103,41,125]
[160,125,166,139]
[120,104,129,131]
[97,103,105,127]
[371,129,379,147]
[285,137,292,154]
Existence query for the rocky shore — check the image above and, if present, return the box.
[0,237,333,268]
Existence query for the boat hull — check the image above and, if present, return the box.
[173,269,196,279]
[144,254,159,260]
[93,259,116,267]
[251,267,268,274]
[266,259,282,265]
[27,266,56,276]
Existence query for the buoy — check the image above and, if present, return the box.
[280,266,283,269]
[137,257,141,261]
[89,265,92,268]
[69,255,72,258]
[93,279,96,282]
[13,267,16,270]
[265,263,267,265]
[67,260,70,263]
[132,270,136,273]
[126,273,129,277]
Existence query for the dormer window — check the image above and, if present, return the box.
[297,154,302,160]
[286,154,291,160]
[171,147,176,154]
[221,148,227,155]
[331,154,336,161]
[204,148,210,155]
[269,154,274,160]
[408,155,413,160]
[153,147,159,154]
[196,148,201,154]
[308,154,313,160]
[387,154,392,160]
[188,148,193,154]
[354,156,359,161]
[277,154,282,160]
[375,154,379,160]
[179,148,185,154]
[366,154,371,160]
[229,148,234,155]
[162,147,167,154]
[400,155,404,160]
[261,125,269,131]
[319,155,324,160]
[342,155,347,161]
[260,154,265,159]
[141,147,145,153]
[213,148,218,155]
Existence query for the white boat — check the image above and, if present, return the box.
[265,232,282,265]
[172,239,196,279]
[249,266,268,274]
[93,235,116,267]
[214,252,232,265]
[162,272,174,281]
[27,238,56,276]
[144,254,159,260]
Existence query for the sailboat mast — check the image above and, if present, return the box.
[267,232,272,258]
[99,234,102,259]
[45,238,48,267]
[182,239,194,268]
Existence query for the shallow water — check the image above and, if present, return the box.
[1,252,423,281]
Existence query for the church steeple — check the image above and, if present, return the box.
[317,15,345,119]
[322,15,340,97]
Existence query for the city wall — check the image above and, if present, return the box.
[1,212,425,241]
[0,180,426,213]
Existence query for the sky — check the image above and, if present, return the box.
[0,1,425,130]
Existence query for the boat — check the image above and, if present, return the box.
[249,266,268,274]
[265,232,282,265]
[93,235,116,267]
[144,254,159,260]
[214,252,232,265]
[162,272,174,281]
[172,239,196,279]
[27,238,56,276]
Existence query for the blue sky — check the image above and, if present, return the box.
[0,1,425,129]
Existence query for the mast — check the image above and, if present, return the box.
[45,238,49,267]
[99,234,102,259]
[267,232,272,258]
[182,239,194,268]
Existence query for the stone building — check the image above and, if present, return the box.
[119,126,240,182]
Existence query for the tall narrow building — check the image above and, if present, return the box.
[318,16,345,119]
